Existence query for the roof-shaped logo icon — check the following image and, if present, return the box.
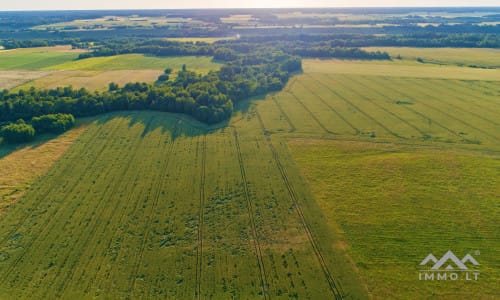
[420,251,479,270]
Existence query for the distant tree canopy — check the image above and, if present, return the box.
[0,121,35,144]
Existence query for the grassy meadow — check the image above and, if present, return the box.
[0,48,499,298]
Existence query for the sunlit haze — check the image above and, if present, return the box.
[1,0,498,11]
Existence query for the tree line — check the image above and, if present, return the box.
[0,113,75,144]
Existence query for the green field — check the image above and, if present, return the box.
[363,47,500,68]
[0,52,499,298]
[0,47,80,70]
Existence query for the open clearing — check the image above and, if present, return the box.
[0,52,498,299]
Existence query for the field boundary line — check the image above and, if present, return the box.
[254,111,345,300]
[233,128,270,300]
[270,96,297,132]
[195,135,207,299]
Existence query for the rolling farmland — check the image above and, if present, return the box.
[0,54,499,299]
[0,47,222,91]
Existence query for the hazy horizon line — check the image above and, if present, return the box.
[1,6,499,12]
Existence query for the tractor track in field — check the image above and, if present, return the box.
[287,91,336,134]
[408,78,500,127]
[254,111,345,300]
[270,96,297,132]
[233,128,270,300]
[84,120,182,295]
[0,114,115,247]
[40,116,157,297]
[339,75,428,137]
[297,78,360,135]
[313,75,405,140]
[127,121,182,296]
[425,79,500,115]
[379,80,499,143]
[195,134,207,299]
[0,117,127,286]
[55,116,165,299]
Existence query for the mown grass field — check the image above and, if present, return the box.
[0,50,499,299]
[0,47,222,91]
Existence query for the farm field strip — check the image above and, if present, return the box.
[255,97,295,133]
[400,76,500,129]
[337,75,470,143]
[286,91,335,134]
[43,117,165,300]
[235,113,353,299]
[288,139,500,299]
[378,77,500,144]
[273,92,326,134]
[195,135,206,299]
[254,111,345,299]
[337,74,493,144]
[408,78,500,124]
[307,74,397,138]
[322,75,424,139]
[0,113,118,246]
[293,79,359,135]
[346,76,460,141]
[0,116,133,297]
[291,79,358,134]
[233,129,269,298]
[198,128,262,298]
[303,59,500,81]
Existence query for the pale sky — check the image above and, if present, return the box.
[1,0,498,11]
